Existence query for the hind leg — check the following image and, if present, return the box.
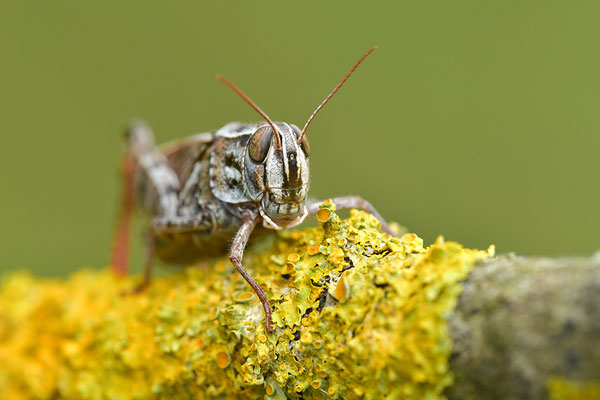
[121,231,155,294]
[111,122,181,278]
[111,150,137,276]
[126,122,180,218]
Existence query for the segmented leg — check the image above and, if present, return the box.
[112,122,181,279]
[111,153,137,276]
[127,122,180,218]
[308,196,398,237]
[229,216,274,333]
[122,232,155,294]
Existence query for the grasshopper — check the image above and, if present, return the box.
[111,46,396,333]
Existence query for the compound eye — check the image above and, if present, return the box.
[248,126,273,164]
[291,124,310,157]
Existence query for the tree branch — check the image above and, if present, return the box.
[0,204,598,400]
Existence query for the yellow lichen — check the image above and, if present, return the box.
[548,376,600,400]
[0,205,491,399]
[287,253,300,263]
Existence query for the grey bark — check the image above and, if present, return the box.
[445,254,600,400]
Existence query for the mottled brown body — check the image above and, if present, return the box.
[146,123,266,264]
[112,46,396,333]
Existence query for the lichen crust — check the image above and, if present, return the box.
[0,204,491,399]
[547,376,600,400]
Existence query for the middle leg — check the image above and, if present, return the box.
[308,196,398,237]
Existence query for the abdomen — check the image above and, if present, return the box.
[153,228,238,265]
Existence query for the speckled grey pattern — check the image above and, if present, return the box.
[446,254,600,400]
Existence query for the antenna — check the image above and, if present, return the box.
[216,74,281,147]
[297,45,378,144]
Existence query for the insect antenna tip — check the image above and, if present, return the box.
[298,45,378,144]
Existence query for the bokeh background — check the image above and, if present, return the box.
[1,1,599,276]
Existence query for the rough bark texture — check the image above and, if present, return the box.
[446,254,600,400]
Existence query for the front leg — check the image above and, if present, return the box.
[229,215,274,333]
[308,196,398,237]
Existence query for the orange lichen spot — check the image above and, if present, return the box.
[265,383,274,396]
[314,341,322,349]
[316,208,331,223]
[319,371,327,378]
[311,380,322,389]
[287,253,300,262]
[315,364,322,373]
[322,198,333,206]
[215,262,227,272]
[216,351,230,369]
[235,292,254,302]
[334,274,350,302]
[328,387,336,395]
[209,308,219,320]
[401,233,417,243]
[279,364,287,371]
[337,238,347,247]
[307,244,320,256]
[259,334,267,343]
[283,263,295,274]
[260,354,268,361]
[295,384,303,392]
[300,332,312,344]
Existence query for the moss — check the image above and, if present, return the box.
[0,203,491,399]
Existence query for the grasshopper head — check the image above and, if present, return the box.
[244,122,310,226]
[218,45,377,228]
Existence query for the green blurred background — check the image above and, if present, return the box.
[1,1,599,276]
